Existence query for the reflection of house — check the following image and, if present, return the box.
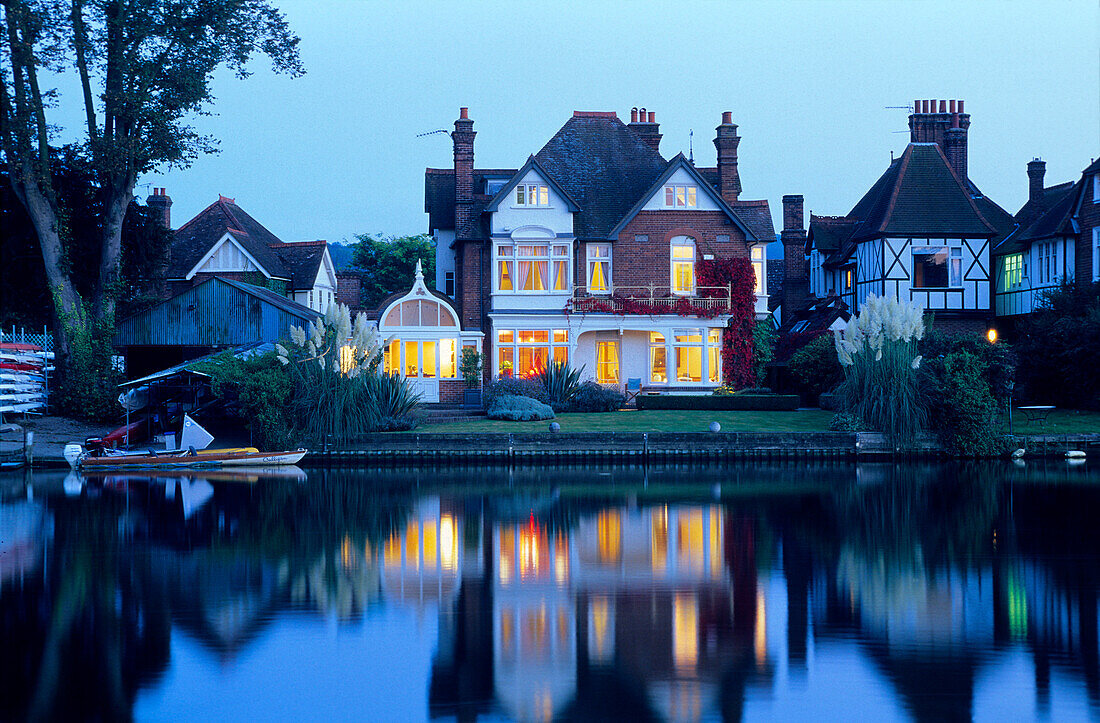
[379,497,465,607]
[425,107,776,391]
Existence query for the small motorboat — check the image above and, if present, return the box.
[64,414,307,470]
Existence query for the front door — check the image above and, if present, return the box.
[403,340,439,403]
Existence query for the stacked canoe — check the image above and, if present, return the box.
[1,343,50,414]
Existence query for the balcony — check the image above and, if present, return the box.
[569,285,734,317]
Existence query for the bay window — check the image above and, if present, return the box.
[497,328,570,378]
[588,243,612,293]
[496,242,570,293]
[671,237,696,295]
[674,329,703,383]
[912,245,962,288]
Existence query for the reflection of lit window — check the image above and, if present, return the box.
[673,593,698,672]
[405,522,419,570]
[677,509,705,573]
[588,596,612,663]
[709,507,723,578]
[522,606,550,662]
[755,587,767,667]
[554,533,569,584]
[440,514,457,572]
[501,608,516,663]
[341,536,355,570]
[596,510,622,563]
[423,518,438,571]
[383,533,400,567]
[557,608,570,650]
[519,521,549,580]
[499,527,515,584]
[651,506,668,574]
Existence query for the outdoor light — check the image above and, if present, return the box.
[986,328,998,344]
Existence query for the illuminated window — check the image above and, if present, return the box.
[844,267,853,291]
[596,341,620,384]
[422,340,436,378]
[587,243,612,293]
[440,338,457,378]
[383,339,400,375]
[496,328,571,379]
[650,332,667,383]
[1003,254,1023,290]
[708,329,721,383]
[751,245,765,295]
[671,237,696,295]
[674,329,703,383]
[664,184,698,208]
[912,245,962,288]
[515,184,550,207]
[404,341,419,377]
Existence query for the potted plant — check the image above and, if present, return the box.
[460,346,483,408]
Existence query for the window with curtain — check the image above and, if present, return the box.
[552,244,570,291]
[596,341,620,384]
[498,245,514,291]
[664,185,697,208]
[674,330,703,382]
[671,238,696,295]
[497,329,570,378]
[708,329,721,383]
[751,245,765,295]
[649,332,667,383]
[497,242,565,293]
[517,244,549,291]
[587,243,612,293]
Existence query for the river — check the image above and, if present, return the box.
[1,460,1097,721]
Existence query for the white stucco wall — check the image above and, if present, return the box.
[434,229,456,295]
[490,169,575,237]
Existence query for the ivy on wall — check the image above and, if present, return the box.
[696,257,757,389]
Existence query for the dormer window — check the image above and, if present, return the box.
[485,179,507,194]
[515,184,549,207]
[664,185,697,208]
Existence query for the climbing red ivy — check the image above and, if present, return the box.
[696,257,757,389]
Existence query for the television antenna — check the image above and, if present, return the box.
[416,128,449,138]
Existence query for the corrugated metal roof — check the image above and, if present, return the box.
[115,277,317,348]
[119,342,273,388]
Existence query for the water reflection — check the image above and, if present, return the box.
[1,461,1099,721]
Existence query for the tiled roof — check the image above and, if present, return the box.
[848,144,998,242]
[272,241,328,290]
[729,200,776,242]
[534,114,668,239]
[996,181,1079,255]
[774,293,851,361]
[424,168,517,233]
[807,215,860,266]
[1083,157,1100,175]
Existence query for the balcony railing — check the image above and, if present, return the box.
[569,285,733,316]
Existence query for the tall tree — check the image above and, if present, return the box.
[350,233,436,309]
[0,0,302,365]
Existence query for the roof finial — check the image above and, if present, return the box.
[414,259,423,280]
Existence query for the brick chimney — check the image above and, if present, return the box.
[146,187,172,229]
[1027,159,1046,204]
[713,111,741,203]
[909,98,970,180]
[781,195,808,313]
[628,107,662,153]
[452,107,476,240]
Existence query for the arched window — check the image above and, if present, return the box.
[671,236,696,295]
[380,299,457,328]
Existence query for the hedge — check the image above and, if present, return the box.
[637,394,800,411]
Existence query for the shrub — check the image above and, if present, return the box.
[834,294,927,448]
[487,394,556,421]
[752,320,776,386]
[53,310,123,423]
[829,411,863,432]
[192,351,296,449]
[735,386,775,395]
[1015,280,1100,408]
[920,330,1016,404]
[637,394,799,411]
[925,349,1001,456]
[538,361,584,411]
[788,334,843,400]
[561,381,624,412]
[484,376,549,407]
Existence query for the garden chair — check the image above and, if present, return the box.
[625,378,642,406]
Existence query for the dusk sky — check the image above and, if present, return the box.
[133,0,1098,246]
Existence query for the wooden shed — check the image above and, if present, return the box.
[115,277,317,378]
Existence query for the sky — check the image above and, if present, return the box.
[127,0,1100,246]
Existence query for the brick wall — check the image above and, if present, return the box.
[586,211,749,289]
[440,379,466,404]
[1076,176,1099,282]
[456,241,486,330]
[929,314,989,336]
[335,273,361,310]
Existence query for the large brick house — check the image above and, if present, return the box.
[156,190,337,314]
[788,100,1014,337]
[993,157,1100,323]
[419,107,777,402]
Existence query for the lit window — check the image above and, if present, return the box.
[912,246,962,288]
[497,245,514,291]
[405,341,419,377]
[552,244,570,291]
[588,243,612,293]
[671,237,696,295]
[444,271,455,297]
[844,268,853,291]
[674,329,703,383]
[751,245,765,295]
[649,332,667,383]
[515,184,550,207]
[1003,254,1022,290]
[596,341,619,383]
[383,339,400,375]
[708,329,721,383]
[440,339,457,378]
[497,242,567,293]
[496,328,570,379]
[664,185,698,208]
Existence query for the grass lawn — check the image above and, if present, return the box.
[415,409,834,434]
[1005,409,1100,436]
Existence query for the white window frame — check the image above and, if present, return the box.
[514,184,550,207]
[1003,254,1023,290]
[495,328,570,378]
[587,243,612,294]
[494,241,570,294]
[751,245,765,295]
[663,185,698,208]
[911,245,963,289]
[648,332,667,384]
[671,237,696,296]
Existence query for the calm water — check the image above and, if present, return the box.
[2,461,1100,722]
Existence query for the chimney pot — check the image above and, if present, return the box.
[913,99,920,113]
[630,108,638,123]
[647,111,654,123]
[639,107,646,119]
[923,100,930,113]
[721,111,732,125]
[949,100,957,113]
[938,100,946,113]
[957,100,964,113]
[459,107,468,119]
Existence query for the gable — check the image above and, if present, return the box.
[312,247,337,289]
[187,234,271,279]
[640,167,723,211]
